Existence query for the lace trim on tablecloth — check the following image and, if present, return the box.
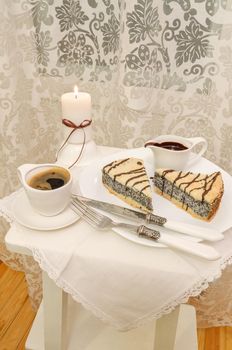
[30,247,118,327]
[0,189,21,224]
[0,189,43,311]
[30,246,232,331]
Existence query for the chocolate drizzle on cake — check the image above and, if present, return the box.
[103,158,129,173]
[161,171,221,204]
[104,162,149,195]
[125,171,146,185]
[161,170,174,195]
[154,169,224,221]
[202,172,221,202]
[140,184,150,193]
[114,167,144,182]
[102,157,153,211]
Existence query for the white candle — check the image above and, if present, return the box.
[61,86,92,144]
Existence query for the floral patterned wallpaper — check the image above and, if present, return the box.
[0,0,232,196]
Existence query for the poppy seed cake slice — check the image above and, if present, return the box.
[102,158,153,212]
[153,169,224,221]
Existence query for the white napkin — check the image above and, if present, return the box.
[2,189,232,331]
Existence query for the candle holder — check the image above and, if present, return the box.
[57,135,97,168]
[56,86,97,168]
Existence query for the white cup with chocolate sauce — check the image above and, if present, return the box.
[17,163,73,216]
[145,135,208,170]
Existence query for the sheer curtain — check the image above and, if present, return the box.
[0,0,232,326]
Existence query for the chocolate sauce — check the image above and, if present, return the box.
[145,141,188,151]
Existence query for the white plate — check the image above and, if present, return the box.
[12,190,80,231]
[76,147,231,248]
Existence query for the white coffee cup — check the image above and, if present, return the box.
[17,163,73,216]
[145,135,207,170]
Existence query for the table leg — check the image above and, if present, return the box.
[153,304,198,350]
[42,271,68,350]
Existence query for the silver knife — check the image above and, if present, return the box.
[73,195,224,242]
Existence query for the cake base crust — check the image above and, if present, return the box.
[154,187,222,221]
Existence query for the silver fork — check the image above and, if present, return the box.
[71,197,160,240]
[71,198,220,260]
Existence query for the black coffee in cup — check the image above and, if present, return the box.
[27,167,70,190]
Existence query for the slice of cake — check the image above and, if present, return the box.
[153,169,224,221]
[102,158,153,211]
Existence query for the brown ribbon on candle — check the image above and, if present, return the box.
[56,118,92,169]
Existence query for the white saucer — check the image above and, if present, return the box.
[12,190,80,231]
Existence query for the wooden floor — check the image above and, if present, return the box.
[0,261,231,350]
[0,261,36,350]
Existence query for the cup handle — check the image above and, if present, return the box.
[187,137,208,166]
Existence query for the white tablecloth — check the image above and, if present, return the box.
[1,189,232,331]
